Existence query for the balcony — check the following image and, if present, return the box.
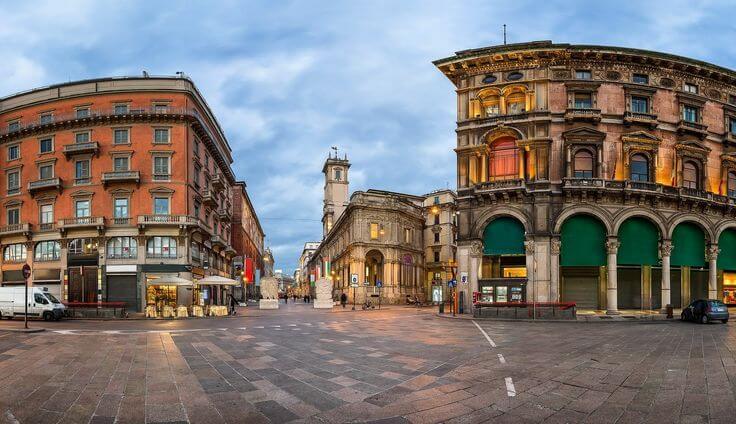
[565,108,601,123]
[217,208,230,221]
[28,177,62,196]
[0,223,31,237]
[475,179,526,193]
[101,170,140,186]
[202,190,217,207]
[210,235,226,249]
[62,141,99,158]
[59,216,105,230]
[137,214,197,228]
[211,174,225,191]
[677,120,708,139]
[623,111,658,128]
[562,178,605,188]
[37,222,56,232]
[109,217,133,226]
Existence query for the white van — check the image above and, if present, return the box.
[0,286,65,321]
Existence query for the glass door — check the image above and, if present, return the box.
[496,286,508,302]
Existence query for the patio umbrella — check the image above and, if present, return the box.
[196,275,239,286]
[147,276,194,286]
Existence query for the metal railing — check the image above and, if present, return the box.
[0,223,30,235]
[59,216,104,227]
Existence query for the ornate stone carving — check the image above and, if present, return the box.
[659,77,675,88]
[470,240,483,256]
[524,240,535,255]
[707,245,720,261]
[550,238,561,255]
[660,240,673,257]
[605,239,620,255]
[605,70,621,81]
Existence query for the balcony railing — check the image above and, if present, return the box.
[475,179,526,192]
[38,222,56,232]
[210,235,226,248]
[563,178,605,188]
[110,217,133,226]
[59,216,105,229]
[137,215,198,226]
[28,177,62,195]
[62,141,99,158]
[0,223,31,236]
[677,120,708,138]
[102,170,140,185]
[211,174,225,191]
[202,190,217,207]
[565,108,602,123]
[623,111,658,127]
[625,180,658,191]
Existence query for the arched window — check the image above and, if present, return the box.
[3,244,26,262]
[505,92,526,115]
[630,154,650,182]
[35,241,60,261]
[107,237,138,259]
[488,138,519,181]
[573,150,594,178]
[334,167,342,181]
[146,236,177,258]
[69,238,97,255]
[683,161,699,189]
[728,172,736,198]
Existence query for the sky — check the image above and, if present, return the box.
[2,0,736,272]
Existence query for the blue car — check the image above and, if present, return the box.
[681,299,729,324]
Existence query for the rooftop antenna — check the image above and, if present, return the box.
[142,70,149,78]
[503,24,507,45]
[330,145,338,158]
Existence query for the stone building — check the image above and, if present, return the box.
[423,189,457,303]
[434,41,736,312]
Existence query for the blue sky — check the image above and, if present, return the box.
[3,0,735,272]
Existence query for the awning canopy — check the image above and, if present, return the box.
[147,276,193,286]
[196,275,239,286]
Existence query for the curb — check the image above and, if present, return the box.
[2,328,46,333]
[434,312,681,324]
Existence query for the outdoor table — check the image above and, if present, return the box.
[176,306,188,318]
[192,305,204,317]
[162,305,175,318]
[145,305,157,318]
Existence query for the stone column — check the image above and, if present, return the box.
[550,238,560,302]
[606,237,620,314]
[524,239,535,303]
[708,244,720,299]
[469,240,483,304]
[660,240,672,312]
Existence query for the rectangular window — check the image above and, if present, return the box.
[76,107,90,118]
[39,164,53,180]
[7,171,20,195]
[730,94,736,106]
[153,128,170,144]
[683,105,698,123]
[113,156,129,171]
[8,121,20,132]
[7,208,19,225]
[404,228,411,244]
[193,139,200,156]
[632,73,649,84]
[575,70,592,80]
[631,96,649,113]
[113,128,129,144]
[193,166,200,188]
[7,145,19,161]
[40,204,53,224]
[434,232,440,243]
[433,196,440,205]
[153,104,169,113]
[154,197,170,215]
[113,104,129,115]
[114,198,128,218]
[153,156,170,180]
[731,118,736,135]
[75,200,90,218]
[434,251,440,262]
[75,160,90,184]
[434,214,440,225]
[75,132,90,143]
[39,137,53,153]
[370,223,379,240]
[39,113,53,125]
[573,93,592,109]
[193,202,200,219]
[684,83,698,94]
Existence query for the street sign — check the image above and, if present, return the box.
[22,264,31,280]
[351,274,358,284]
[448,279,457,288]
[460,272,468,284]
[376,280,382,288]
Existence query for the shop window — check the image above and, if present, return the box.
[630,154,650,182]
[107,237,137,259]
[3,244,26,262]
[728,172,736,198]
[146,236,177,258]
[488,138,519,181]
[35,241,60,261]
[573,150,594,178]
[683,161,699,189]
[69,238,97,255]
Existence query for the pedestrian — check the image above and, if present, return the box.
[303,294,307,303]
[229,294,237,315]
[284,294,288,304]
[340,292,347,308]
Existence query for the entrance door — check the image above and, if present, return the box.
[68,267,98,303]
[107,275,138,311]
[618,268,641,309]
[690,269,708,301]
[562,267,599,309]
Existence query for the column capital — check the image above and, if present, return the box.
[707,244,720,261]
[660,239,673,257]
[605,237,620,255]
[524,240,535,255]
[470,240,483,257]
[550,238,561,255]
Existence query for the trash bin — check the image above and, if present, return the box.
[666,304,673,319]
[439,301,444,314]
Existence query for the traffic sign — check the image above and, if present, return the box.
[351,274,358,284]
[22,264,31,280]
[376,280,382,288]
[447,279,457,288]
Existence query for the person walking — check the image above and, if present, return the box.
[340,292,348,308]
[228,293,237,315]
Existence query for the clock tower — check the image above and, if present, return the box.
[322,149,350,239]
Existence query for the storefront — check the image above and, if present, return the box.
[718,229,736,305]
[32,269,62,300]
[105,265,139,312]
[197,275,239,306]
[1,269,25,288]
[479,217,528,303]
[672,222,707,307]
[560,214,607,309]
[145,274,193,316]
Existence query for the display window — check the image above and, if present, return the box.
[724,272,736,305]
[146,285,178,312]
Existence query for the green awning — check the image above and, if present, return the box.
[718,229,736,270]
[617,217,659,266]
[671,222,706,267]
[561,214,606,267]
[482,217,525,255]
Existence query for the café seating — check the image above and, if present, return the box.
[176,306,188,318]
[145,305,157,318]
[162,305,175,318]
[191,305,204,317]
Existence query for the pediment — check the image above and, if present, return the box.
[70,189,95,198]
[148,186,175,195]
[109,188,133,195]
[562,126,606,142]
[3,199,22,207]
[622,131,660,143]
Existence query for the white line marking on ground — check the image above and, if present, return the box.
[254,326,264,329]
[505,377,516,397]
[288,324,297,326]
[238,327,247,330]
[271,325,281,328]
[471,320,497,347]
[498,354,506,364]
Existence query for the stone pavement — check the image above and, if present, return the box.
[0,304,734,423]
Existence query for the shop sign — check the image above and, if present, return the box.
[106,265,137,274]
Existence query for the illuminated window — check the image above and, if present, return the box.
[683,161,699,189]
[630,154,649,182]
[489,138,518,181]
[370,223,379,240]
[573,150,594,178]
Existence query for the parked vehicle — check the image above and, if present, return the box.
[361,299,375,310]
[681,299,729,324]
[0,286,65,321]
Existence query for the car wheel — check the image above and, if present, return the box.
[43,312,52,321]
[700,314,709,324]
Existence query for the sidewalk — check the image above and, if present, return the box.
[435,308,700,323]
